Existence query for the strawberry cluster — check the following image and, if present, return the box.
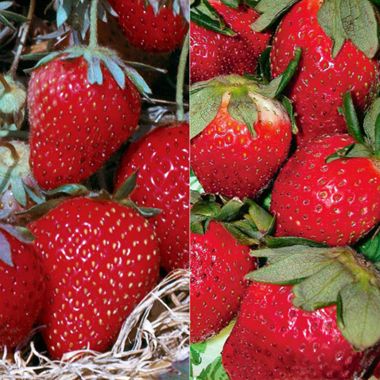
[190,0,380,378]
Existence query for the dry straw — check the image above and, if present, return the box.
[0,269,190,380]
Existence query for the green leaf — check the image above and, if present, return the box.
[114,172,137,200]
[221,0,239,8]
[281,96,298,134]
[293,261,354,310]
[326,143,372,162]
[318,0,345,57]
[339,0,378,59]
[10,176,27,207]
[257,46,272,83]
[252,0,299,32]
[246,199,274,233]
[190,86,221,139]
[85,53,103,85]
[192,199,221,218]
[102,56,126,89]
[223,220,262,246]
[357,229,380,263]
[342,92,364,144]
[198,356,229,380]
[123,65,152,96]
[0,224,34,244]
[1,10,27,23]
[56,0,73,27]
[216,198,244,222]
[0,230,12,267]
[363,97,380,151]
[44,184,89,198]
[227,94,258,136]
[338,282,380,350]
[263,236,326,248]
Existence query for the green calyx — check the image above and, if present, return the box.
[0,75,26,129]
[248,245,380,350]
[147,0,189,21]
[191,193,275,245]
[190,47,301,139]
[31,46,151,97]
[327,92,380,162]
[252,0,379,59]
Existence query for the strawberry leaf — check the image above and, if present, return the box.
[223,220,262,245]
[245,199,274,233]
[281,96,298,134]
[221,0,239,8]
[263,236,327,248]
[45,184,90,197]
[0,230,12,267]
[197,356,229,380]
[363,98,380,153]
[227,95,258,136]
[342,92,365,144]
[252,0,299,32]
[326,143,373,162]
[114,172,138,200]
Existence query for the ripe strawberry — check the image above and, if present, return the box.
[191,75,292,199]
[29,197,160,359]
[271,134,380,246]
[190,221,256,343]
[115,123,189,272]
[27,56,141,190]
[109,0,188,53]
[269,0,379,142]
[222,283,363,379]
[190,1,270,83]
[0,227,45,350]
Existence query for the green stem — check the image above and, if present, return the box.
[89,0,99,49]
[176,31,189,121]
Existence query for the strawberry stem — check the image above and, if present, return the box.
[9,0,35,78]
[0,74,11,93]
[176,31,189,121]
[89,0,99,49]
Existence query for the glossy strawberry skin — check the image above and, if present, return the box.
[222,283,363,380]
[116,123,189,272]
[270,0,379,142]
[271,134,380,246]
[29,197,160,359]
[0,229,45,350]
[28,57,141,190]
[190,221,256,343]
[191,1,270,83]
[109,0,188,53]
[191,93,292,199]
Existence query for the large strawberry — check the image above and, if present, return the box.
[190,0,270,83]
[271,94,380,246]
[222,283,363,379]
[115,123,189,272]
[190,67,299,198]
[191,220,255,343]
[29,196,160,359]
[109,0,188,53]
[253,0,379,142]
[0,226,45,350]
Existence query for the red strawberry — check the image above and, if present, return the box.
[115,123,189,272]
[190,221,256,343]
[191,76,292,199]
[0,227,45,350]
[29,197,160,359]
[222,283,363,379]
[109,0,188,53]
[27,56,141,190]
[271,134,380,246]
[190,1,270,83]
[270,0,379,142]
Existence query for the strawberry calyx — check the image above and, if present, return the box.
[327,93,380,162]
[253,0,379,59]
[148,0,189,21]
[190,47,301,139]
[248,244,380,351]
[0,75,26,129]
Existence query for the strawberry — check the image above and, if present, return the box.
[191,74,295,199]
[222,283,363,379]
[27,55,142,190]
[190,0,270,83]
[0,226,45,350]
[109,0,188,53]
[271,132,380,246]
[29,196,160,359]
[190,221,256,343]
[261,0,380,142]
[115,123,189,272]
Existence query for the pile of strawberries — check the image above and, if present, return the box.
[190,0,380,378]
[0,0,189,362]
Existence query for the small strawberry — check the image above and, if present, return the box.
[29,196,160,359]
[109,0,188,53]
[222,283,363,380]
[253,0,379,142]
[271,93,380,246]
[0,140,43,224]
[191,221,255,343]
[190,69,298,198]
[190,0,270,83]
[0,226,45,350]
[115,123,189,272]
